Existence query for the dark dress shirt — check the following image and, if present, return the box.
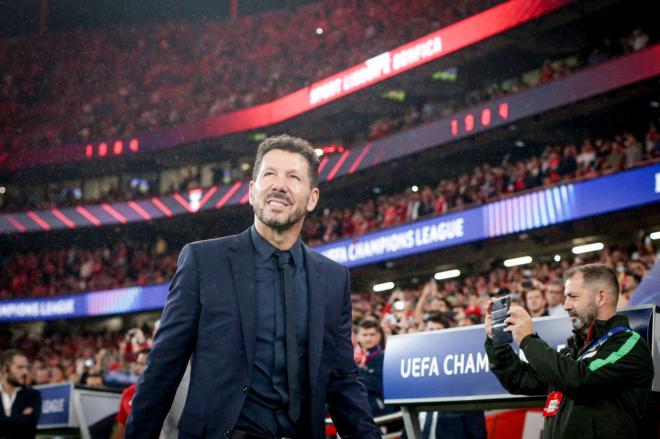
[235,227,309,438]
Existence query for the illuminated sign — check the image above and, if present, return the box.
[310,37,443,105]
[0,284,168,322]
[315,164,660,268]
[85,138,140,160]
[451,102,508,136]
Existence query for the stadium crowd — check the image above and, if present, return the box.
[1,237,654,390]
[0,25,652,214]
[0,0,502,152]
[303,122,660,244]
[1,122,658,299]
[0,237,177,299]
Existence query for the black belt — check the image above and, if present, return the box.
[230,430,293,439]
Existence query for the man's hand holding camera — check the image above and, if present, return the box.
[503,305,534,345]
[485,301,534,345]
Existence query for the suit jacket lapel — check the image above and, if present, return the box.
[229,229,257,370]
[304,244,326,391]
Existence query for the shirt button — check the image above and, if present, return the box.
[242,385,249,393]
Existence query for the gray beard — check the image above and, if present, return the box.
[570,303,598,332]
[254,203,307,231]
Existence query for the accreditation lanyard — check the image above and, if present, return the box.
[577,325,630,361]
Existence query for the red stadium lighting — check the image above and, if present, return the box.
[129,138,139,152]
[499,102,509,119]
[464,114,474,132]
[481,109,491,126]
[113,140,123,155]
[98,142,108,157]
[86,144,93,158]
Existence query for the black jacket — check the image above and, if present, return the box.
[485,314,654,439]
[0,387,42,439]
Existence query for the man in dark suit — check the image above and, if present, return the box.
[0,350,42,439]
[126,135,381,439]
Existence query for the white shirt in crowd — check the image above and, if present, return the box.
[1,385,20,417]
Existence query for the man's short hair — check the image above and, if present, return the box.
[358,320,380,331]
[252,134,320,188]
[1,349,26,370]
[525,288,545,300]
[549,278,564,288]
[425,313,450,328]
[563,263,620,299]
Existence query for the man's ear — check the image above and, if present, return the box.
[306,187,320,213]
[248,180,255,206]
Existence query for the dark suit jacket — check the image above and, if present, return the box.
[0,387,41,439]
[126,228,380,439]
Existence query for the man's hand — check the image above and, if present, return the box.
[504,305,535,345]
[22,407,33,415]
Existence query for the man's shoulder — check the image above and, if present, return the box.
[184,233,244,255]
[303,244,347,275]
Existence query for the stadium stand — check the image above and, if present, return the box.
[0,0,501,151]
[1,125,658,299]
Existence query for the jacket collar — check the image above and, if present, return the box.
[229,229,258,370]
[573,313,630,349]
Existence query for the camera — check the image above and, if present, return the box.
[491,295,513,346]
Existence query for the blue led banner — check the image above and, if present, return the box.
[316,163,660,268]
[383,306,655,404]
[0,284,168,322]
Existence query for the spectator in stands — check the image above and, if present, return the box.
[32,368,49,385]
[625,27,650,52]
[49,365,66,383]
[0,349,42,439]
[356,320,392,418]
[112,348,149,439]
[83,372,105,388]
[545,279,568,317]
[524,285,549,317]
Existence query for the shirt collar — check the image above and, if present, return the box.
[250,226,304,268]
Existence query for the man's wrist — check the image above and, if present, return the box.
[520,332,539,349]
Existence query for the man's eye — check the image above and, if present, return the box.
[290,175,301,181]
